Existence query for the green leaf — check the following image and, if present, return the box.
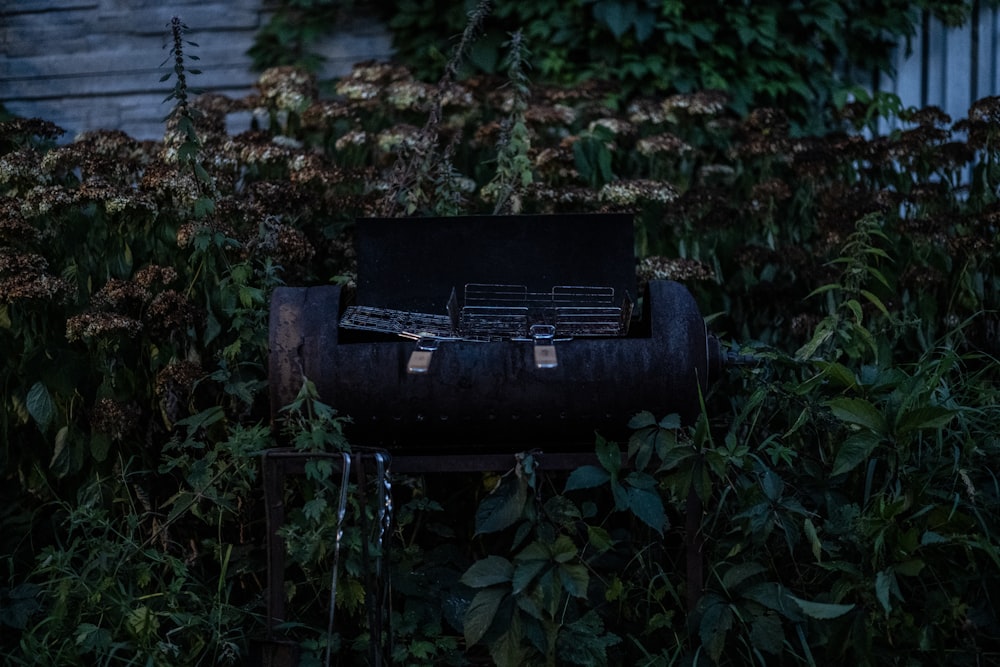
[551,534,578,563]
[742,582,802,621]
[596,436,621,476]
[750,612,784,655]
[815,361,857,390]
[894,559,925,577]
[303,497,327,522]
[512,558,548,595]
[461,556,514,589]
[475,475,527,535]
[831,430,880,476]
[463,587,507,646]
[659,413,681,429]
[825,397,887,434]
[587,525,614,552]
[0,584,41,631]
[875,568,894,614]
[559,562,590,598]
[543,494,581,526]
[895,406,955,437]
[804,518,822,562]
[628,411,656,429]
[627,486,666,535]
[90,433,111,463]
[565,465,610,491]
[761,469,784,501]
[699,600,734,662]
[26,382,55,430]
[722,562,767,592]
[487,613,524,666]
[921,531,949,546]
[593,0,636,39]
[789,595,855,619]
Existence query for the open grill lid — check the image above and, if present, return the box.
[352,213,637,317]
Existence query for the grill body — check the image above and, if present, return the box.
[269,279,718,448]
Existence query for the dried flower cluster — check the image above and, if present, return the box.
[0,248,71,304]
[638,256,714,283]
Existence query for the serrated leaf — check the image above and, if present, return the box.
[487,613,524,665]
[565,465,610,491]
[831,430,880,476]
[895,406,955,437]
[790,595,855,619]
[302,497,327,522]
[587,525,614,552]
[742,582,802,621]
[559,562,589,598]
[920,531,949,546]
[596,436,621,476]
[659,413,681,429]
[512,558,548,595]
[551,535,578,563]
[628,411,656,429]
[475,475,527,535]
[816,361,858,390]
[26,382,54,430]
[750,612,784,655]
[826,397,887,434]
[699,601,734,662]
[627,486,666,535]
[542,494,580,526]
[860,289,891,318]
[463,587,507,647]
[761,469,784,501]
[722,562,767,592]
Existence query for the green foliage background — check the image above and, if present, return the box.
[252,0,994,131]
[0,3,999,666]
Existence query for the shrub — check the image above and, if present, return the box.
[1,9,999,665]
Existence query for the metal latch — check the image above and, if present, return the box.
[530,324,558,369]
[407,336,439,374]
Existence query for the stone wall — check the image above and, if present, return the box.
[0,1,393,141]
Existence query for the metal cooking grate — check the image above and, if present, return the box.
[339,283,632,341]
[339,306,455,340]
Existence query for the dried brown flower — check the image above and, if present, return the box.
[662,90,729,117]
[301,99,357,130]
[66,312,143,341]
[146,289,201,335]
[636,132,693,157]
[0,249,72,303]
[91,278,150,313]
[525,104,577,126]
[257,66,317,112]
[0,118,65,141]
[155,360,203,397]
[627,99,669,125]
[133,264,179,290]
[0,198,41,244]
[599,179,678,207]
[19,184,76,218]
[900,105,951,127]
[743,108,791,137]
[90,398,141,441]
[638,256,714,283]
[0,147,43,185]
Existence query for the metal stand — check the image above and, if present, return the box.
[260,447,606,667]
